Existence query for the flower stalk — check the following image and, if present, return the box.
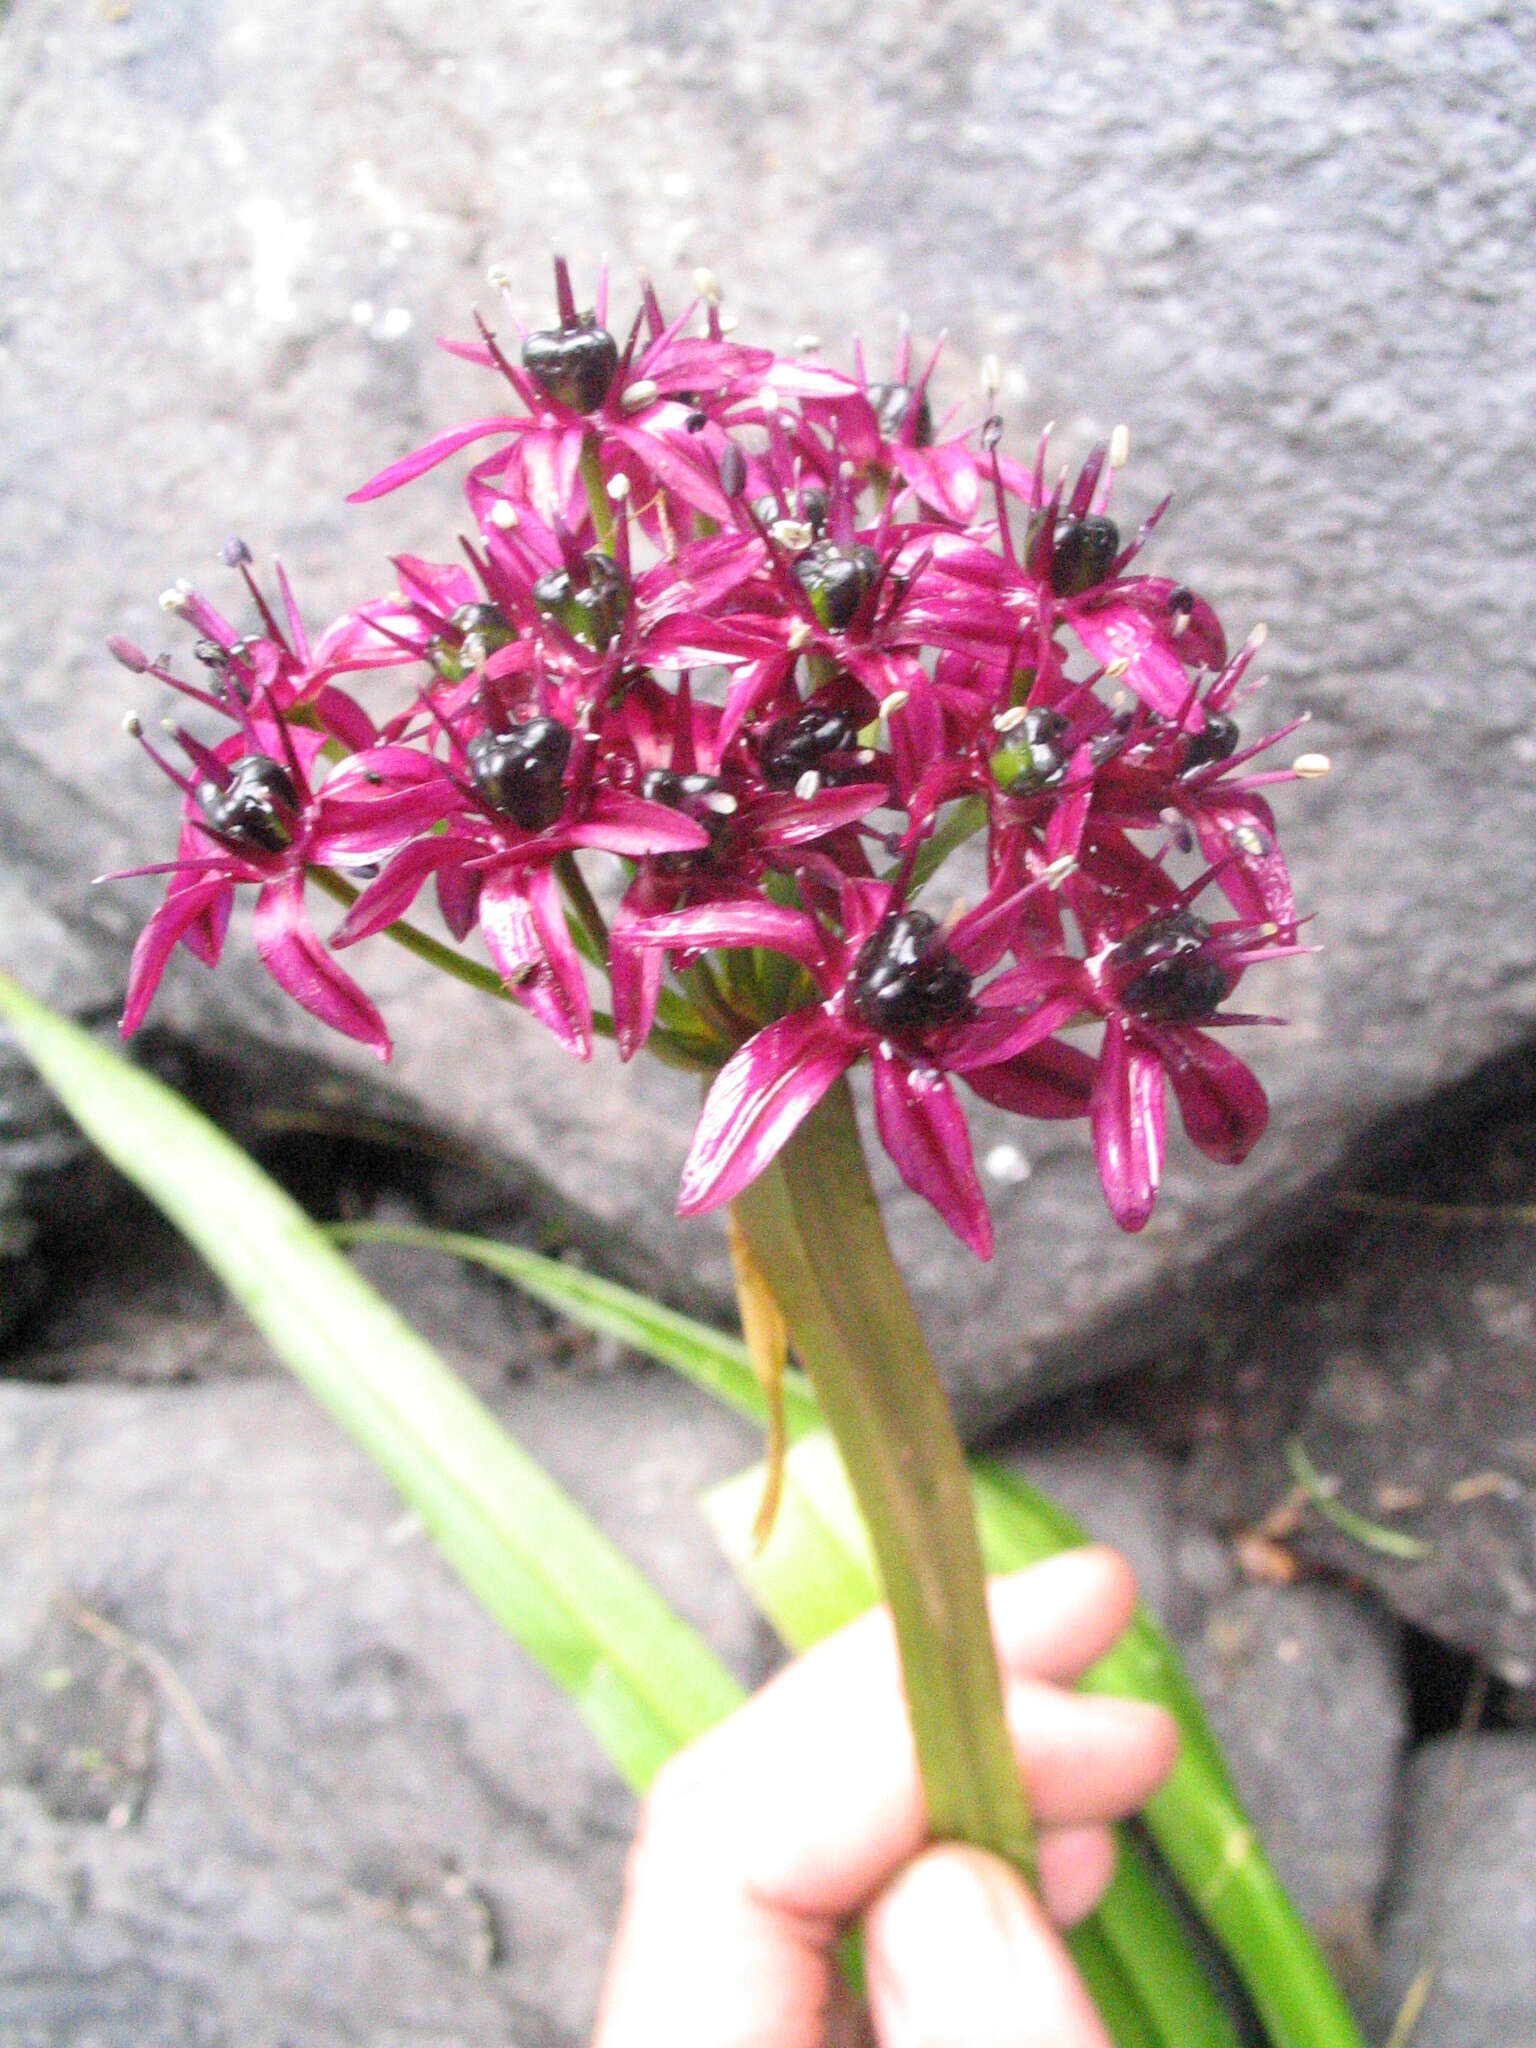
[731,1074,1035,1874]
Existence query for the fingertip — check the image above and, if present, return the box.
[1037,1825,1118,1927]
[988,1546,1141,1685]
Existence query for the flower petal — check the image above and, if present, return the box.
[1089,1018,1164,1232]
[347,418,518,502]
[677,1009,856,1215]
[1144,1025,1268,1165]
[251,872,391,1059]
[120,875,232,1036]
[961,1037,1097,1121]
[478,864,592,1059]
[870,1047,992,1259]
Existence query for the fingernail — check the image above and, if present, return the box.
[865,1846,1045,2047]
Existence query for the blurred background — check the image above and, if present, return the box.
[2,4,1534,2043]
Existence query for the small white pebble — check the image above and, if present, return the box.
[984,1143,1032,1185]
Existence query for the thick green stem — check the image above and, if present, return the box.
[731,1075,1034,1873]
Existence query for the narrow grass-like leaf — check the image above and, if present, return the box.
[0,972,742,1789]
[329,1219,823,1438]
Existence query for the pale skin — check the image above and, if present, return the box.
[594,1547,1179,2048]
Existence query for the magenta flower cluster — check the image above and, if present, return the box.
[111,260,1308,1250]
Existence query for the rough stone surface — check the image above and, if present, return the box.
[4,0,1536,1407]
[0,1359,766,2047]
[1374,1733,1536,2048]
[1180,1582,1407,1970]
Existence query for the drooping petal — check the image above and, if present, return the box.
[560,790,711,858]
[1089,1017,1165,1232]
[618,897,827,975]
[120,874,233,1036]
[346,418,518,502]
[1192,793,1296,929]
[331,837,456,945]
[478,863,592,1059]
[1144,1024,1268,1165]
[677,1008,857,1216]
[961,1036,1097,1121]
[870,1047,992,1259]
[251,871,391,1059]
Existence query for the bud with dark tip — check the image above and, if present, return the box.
[793,539,880,630]
[759,705,862,787]
[991,707,1070,794]
[851,911,973,1036]
[531,553,628,652]
[1181,711,1240,771]
[467,717,572,831]
[867,382,934,446]
[520,320,620,414]
[196,754,301,854]
[1049,514,1120,598]
[1110,908,1230,1023]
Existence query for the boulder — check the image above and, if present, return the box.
[3,0,1533,1408]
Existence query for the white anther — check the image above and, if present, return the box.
[1109,424,1131,469]
[771,518,815,552]
[488,499,518,529]
[692,266,723,303]
[939,897,969,935]
[1111,689,1134,713]
[486,265,512,289]
[993,705,1031,734]
[1102,657,1131,679]
[786,619,814,651]
[855,748,877,766]
[121,711,144,737]
[717,309,740,334]
[157,586,190,615]
[879,690,911,720]
[702,790,738,816]
[1230,823,1267,857]
[1246,622,1269,651]
[606,473,632,501]
[621,378,659,413]
[1041,855,1077,888]
[794,770,822,801]
[796,333,823,354]
[979,353,1002,399]
[1291,751,1332,779]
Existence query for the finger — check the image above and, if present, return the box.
[989,1546,1139,1686]
[863,1844,1113,2048]
[1008,1685,1179,1825]
[633,1550,1171,1920]
[1036,1825,1118,1928]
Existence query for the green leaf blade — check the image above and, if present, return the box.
[0,973,742,1788]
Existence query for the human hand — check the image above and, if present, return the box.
[593,1546,1178,2048]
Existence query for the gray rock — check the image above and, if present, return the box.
[0,1359,764,2043]
[1375,1733,1536,2048]
[1181,1582,1406,1979]
[3,0,1535,1409]
[991,1422,1184,1630]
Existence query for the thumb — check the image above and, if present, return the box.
[862,1845,1112,2048]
